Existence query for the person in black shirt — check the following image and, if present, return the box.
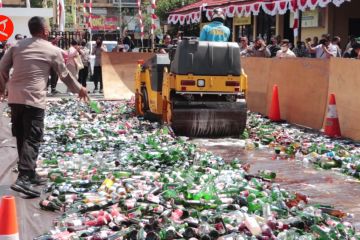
[159,34,173,54]
[123,31,135,52]
[293,41,310,58]
[343,43,360,59]
[267,37,281,58]
[0,42,4,60]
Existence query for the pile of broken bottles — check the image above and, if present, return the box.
[244,113,360,180]
[34,99,359,239]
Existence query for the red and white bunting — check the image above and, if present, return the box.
[278,1,290,14]
[226,6,236,18]
[251,2,261,15]
[262,1,289,15]
[150,0,157,35]
[332,0,350,6]
[168,11,200,25]
[137,0,144,40]
[288,0,298,12]
[168,0,351,25]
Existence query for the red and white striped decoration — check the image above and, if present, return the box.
[88,0,92,29]
[57,0,65,31]
[150,0,157,35]
[83,0,87,28]
[168,0,351,25]
[293,9,299,38]
[83,0,93,29]
[136,0,144,40]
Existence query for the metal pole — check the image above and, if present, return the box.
[151,33,155,50]
[53,0,57,30]
[119,0,122,38]
[151,0,155,50]
[298,11,302,42]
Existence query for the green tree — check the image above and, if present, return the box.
[156,0,197,22]
[30,0,43,7]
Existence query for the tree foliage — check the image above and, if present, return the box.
[30,0,43,7]
[156,0,197,22]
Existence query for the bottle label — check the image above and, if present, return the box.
[72,219,82,226]
[42,200,50,206]
[87,202,95,208]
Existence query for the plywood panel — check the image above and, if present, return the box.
[102,52,155,100]
[329,58,360,140]
[268,58,329,129]
[242,58,270,115]
[102,53,360,140]
[243,58,329,129]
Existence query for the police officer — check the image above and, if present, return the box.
[0,16,88,198]
[199,8,230,42]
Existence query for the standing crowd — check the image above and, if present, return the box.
[0,34,109,94]
[237,34,360,59]
[1,19,359,96]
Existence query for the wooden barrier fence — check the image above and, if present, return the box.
[242,57,360,141]
[101,53,360,140]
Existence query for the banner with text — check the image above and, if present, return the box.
[91,15,118,31]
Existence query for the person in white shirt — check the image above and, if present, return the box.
[332,36,342,57]
[239,36,251,57]
[7,34,23,48]
[92,37,107,93]
[67,39,82,79]
[48,35,66,94]
[345,35,356,53]
[276,39,296,58]
[306,34,337,59]
[78,39,90,87]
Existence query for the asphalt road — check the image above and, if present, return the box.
[48,80,104,100]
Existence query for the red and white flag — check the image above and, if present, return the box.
[82,0,92,31]
[136,0,144,40]
[57,0,65,31]
[150,0,157,35]
[88,0,92,29]
[293,9,299,38]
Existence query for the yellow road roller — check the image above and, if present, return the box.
[135,38,248,137]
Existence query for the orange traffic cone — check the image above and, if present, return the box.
[0,196,19,239]
[269,85,281,121]
[324,94,341,138]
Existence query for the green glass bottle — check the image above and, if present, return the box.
[248,199,264,213]
[259,170,277,180]
[311,225,332,240]
[43,158,58,166]
[113,171,132,179]
[89,101,101,114]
